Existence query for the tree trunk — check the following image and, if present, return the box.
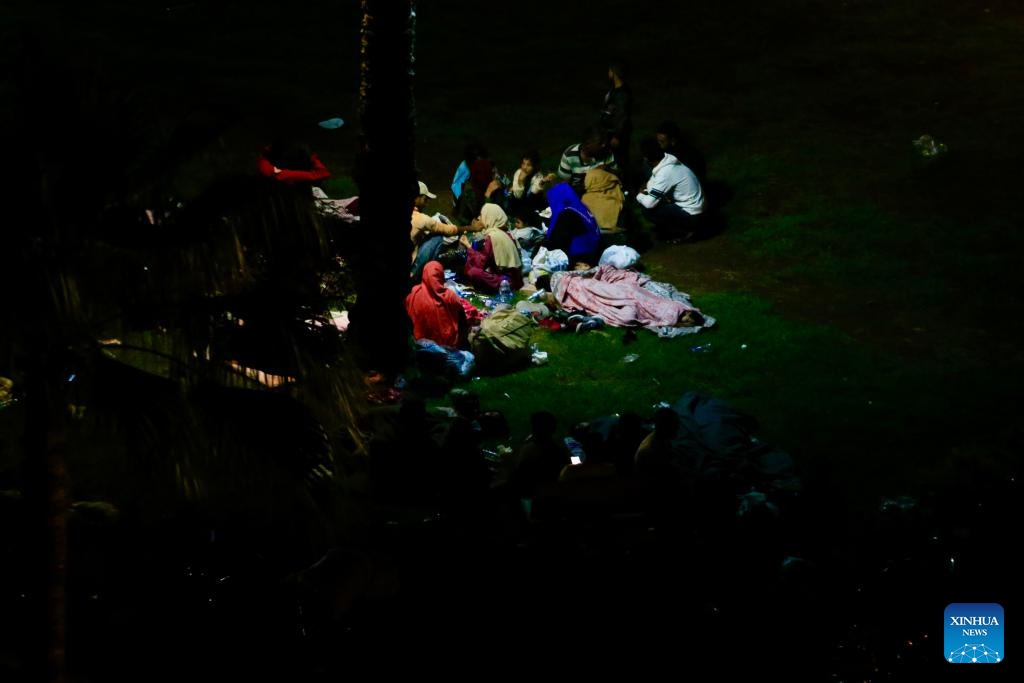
[350,0,418,374]
[23,370,69,683]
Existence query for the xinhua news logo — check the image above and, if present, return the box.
[945,603,1004,664]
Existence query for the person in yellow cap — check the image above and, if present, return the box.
[410,179,472,283]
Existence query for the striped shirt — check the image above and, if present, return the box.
[557,144,620,191]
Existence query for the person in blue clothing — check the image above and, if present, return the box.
[542,183,602,269]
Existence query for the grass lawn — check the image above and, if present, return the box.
[3,0,1023,676]
[4,0,1021,517]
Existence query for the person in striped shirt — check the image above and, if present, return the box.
[556,128,620,195]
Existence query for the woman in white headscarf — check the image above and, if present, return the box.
[460,203,524,292]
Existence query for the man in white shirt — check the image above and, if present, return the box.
[635,137,704,240]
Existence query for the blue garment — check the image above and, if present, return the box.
[545,183,601,260]
[451,161,470,200]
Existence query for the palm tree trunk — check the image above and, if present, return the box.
[349,0,418,374]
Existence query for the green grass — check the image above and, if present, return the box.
[3,0,1022,518]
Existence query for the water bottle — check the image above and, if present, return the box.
[497,277,513,304]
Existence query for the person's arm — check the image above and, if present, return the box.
[272,154,332,183]
[636,166,669,209]
[256,154,277,178]
[557,150,573,180]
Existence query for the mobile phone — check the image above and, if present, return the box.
[570,456,582,466]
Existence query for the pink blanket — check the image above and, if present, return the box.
[552,265,707,334]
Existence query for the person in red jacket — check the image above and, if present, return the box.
[257,140,331,185]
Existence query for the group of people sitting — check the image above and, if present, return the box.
[410,118,709,288]
[253,108,712,381]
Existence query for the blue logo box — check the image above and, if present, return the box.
[945,603,1004,663]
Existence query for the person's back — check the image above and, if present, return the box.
[405,261,469,349]
[544,182,602,267]
[509,411,570,498]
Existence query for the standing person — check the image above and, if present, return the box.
[600,59,634,188]
[635,137,705,241]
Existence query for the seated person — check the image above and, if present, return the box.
[460,204,524,292]
[410,180,472,283]
[581,167,624,232]
[636,136,705,240]
[257,139,331,186]
[655,120,707,186]
[405,261,471,350]
[556,127,620,195]
[543,182,603,268]
[507,411,572,500]
[506,149,556,221]
[453,141,501,225]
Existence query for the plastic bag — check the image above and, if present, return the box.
[598,244,641,269]
[531,247,569,273]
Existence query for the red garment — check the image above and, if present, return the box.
[405,261,468,349]
[463,236,524,292]
[469,158,496,200]
[257,147,331,185]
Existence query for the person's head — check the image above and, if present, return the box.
[477,203,509,232]
[530,410,558,439]
[608,58,629,86]
[579,128,609,163]
[413,180,437,209]
[639,137,666,165]
[463,139,488,164]
[519,150,541,178]
[420,260,446,290]
[655,121,681,151]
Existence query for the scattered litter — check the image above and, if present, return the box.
[531,350,548,366]
[318,117,345,129]
[620,353,640,363]
[690,343,712,353]
[912,134,947,158]
[740,343,748,350]
[879,495,917,512]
